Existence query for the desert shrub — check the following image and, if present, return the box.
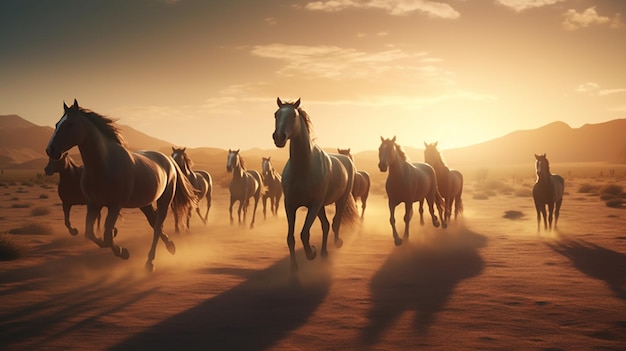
[21,181,34,187]
[10,196,19,201]
[11,202,31,209]
[605,198,624,208]
[9,222,53,235]
[39,194,49,199]
[600,184,623,196]
[0,234,25,260]
[472,193,489,200]
[578,183,600,193]
[31,206,50,216]
[599,193,615,201]
[514,188,532,197]
[0,182,7,187]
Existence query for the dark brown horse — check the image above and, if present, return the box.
[44,152,102,235]
[533,153,564,232]
[273,98,360,272]
[226,149,264,229]
[337,148,371,219]
[378,136,444,246]
[171,147,213,231]
[261,156,282,219]
[424,142,463,223]
[45,99,198,271]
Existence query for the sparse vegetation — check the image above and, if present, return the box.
[514,188,532,197]
[578,183,600,193]
[9,222,53,235]
[0,234,25,260]
[10,202,31,209]
[39,194,49,199]
[31,206,50,216]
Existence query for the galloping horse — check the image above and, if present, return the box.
[273,98,360,272]
[378,136,444,246]
[532,153,564,232]
[423,142,464,223]
[171,147,213,231]
[261,156,282,219]
[337,148,371,219]
[45,100,198,271]
[44,152,101,235]
[226,149,264,229]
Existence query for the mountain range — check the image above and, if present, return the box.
[1,115,624,176]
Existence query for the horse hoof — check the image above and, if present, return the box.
[442,222,447,229]
[394,237,403,246]
[145,262,154,272]
[321,250,329,259]
[120,248,130,260]
[306,246,317,260]
[334,238,344,248]
[69,228,79,236]
[433,221,440,228]
[166,241,176,255]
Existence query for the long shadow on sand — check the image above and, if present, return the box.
[547,238,626,299]
[362,228,487,345]
[111,251,331,351]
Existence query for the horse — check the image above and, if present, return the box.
[261,156,283,219]
[423,142,464,223]
[226,149,264,229]
[273,97,360,272]
[171,147,213,231]
[45,99,198,271]
[532,153,564,232]
[44,152,102,235]
[378,136,445,246]
[337,148,371,219]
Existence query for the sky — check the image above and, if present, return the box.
[1,0,625,152]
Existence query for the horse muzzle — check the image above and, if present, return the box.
[378,163,388,172]
[273,132,287,148]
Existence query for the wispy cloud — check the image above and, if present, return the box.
[562,7,612,30]
[495,0,564,12]
[599,88,626,96]
[576,82,626,96]
[303,0,461,19]
[576,82,600,93]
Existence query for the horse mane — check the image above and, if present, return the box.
[425,145,447,167]
[181,151,194,167]
[394,141,410,162]
[78,107,126,146]
[239,154,247,170]
[296,107,315,139]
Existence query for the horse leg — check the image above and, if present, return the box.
[186,208,191,230]
[403,201,413,241]
[262,195,268,220]
[547,202,555,230]
[140,205,157,228]
[427,195,441,228]
[361,193,369,219]
[62,203,78,236]
[318,207,331,258]
[554,198,562,230]
[249,195,260,229]
[103,206,128,259]
[229,197,235,225]
[145,197,175,272]
[285,204,298,272]
[388,200,402,246]
[85,203,106,247]
[204,193,211,224]
[418,200,425,226]
[299,205,320,261]
[275,194,282,217]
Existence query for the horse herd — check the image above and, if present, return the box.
[44,98,564,272]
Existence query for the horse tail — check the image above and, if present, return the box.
[172,163,199,228]
[455,171,464,216]
[341,192,361,228]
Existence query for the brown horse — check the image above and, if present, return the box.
[423,142,464,223]
[337,148,371,219]
[273,98,360,272]
[261,156,283,219]
[171,147,213,231]
[533,153,564,232]
[378,136,444,246]
[45,99,198,271]
[44,152,102,235]
[226,149,264,229]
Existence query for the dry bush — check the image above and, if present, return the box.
[11,202,31,209]
[0,234,26,260]
[578,183,600,193]
[514,188,532,197]
[605,198,624,208]
[39,194,49,199]
[9,222,53,235]
[600,184,623,196]
[31,206,50,216]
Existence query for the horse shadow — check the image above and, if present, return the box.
[111,251,331,351]
[361,228,487,345]
[546,238,626,300]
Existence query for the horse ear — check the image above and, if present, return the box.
[183,147,186,152]
[380,136,385,142]
[236,149,240,153]
[392,135,396,143]
[268,156,271,161]
[534,154,540,159]
[63,101,69,111]
[172,146,176,151]
[424,141,428,147]
[294,98,301,109]
[276,97,283,107]
[434,141,438,147]
[72,99,79,109]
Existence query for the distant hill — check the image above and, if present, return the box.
[1,114,624,174]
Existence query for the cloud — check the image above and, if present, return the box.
[251,44,432,79]
[303,0,461,19]
[562,7,611,30]
[576,82,600,93]
[495,0,564,12]
[599,88,626,96]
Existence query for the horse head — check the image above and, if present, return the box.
[46,99,87,160]
[337,148,354,161]
[535,153,549,178]
[424,141,443,166]
[378,136,397,172]
[44,152,69,175]
[261,156,272,176]
[273,97,301,148]
[227,149,241,172]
